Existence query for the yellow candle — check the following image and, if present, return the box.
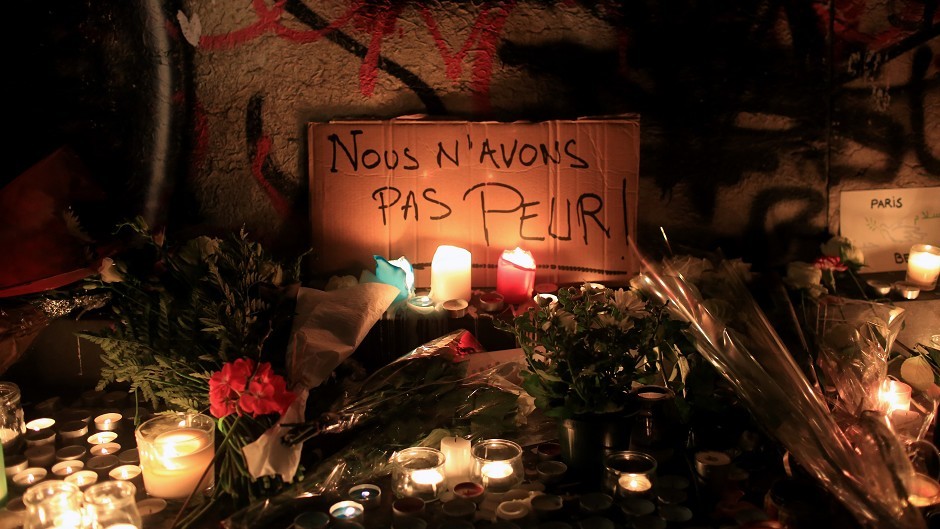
[139,428,214,499]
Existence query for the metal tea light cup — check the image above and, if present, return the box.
[604,451,657,498]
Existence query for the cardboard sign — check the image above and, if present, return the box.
[308,117,640,287]
[840,186,940,272]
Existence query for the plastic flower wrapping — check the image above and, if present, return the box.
[630,246,928,528]
[222,330,543,529]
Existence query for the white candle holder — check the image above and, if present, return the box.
[135,412,215,500]
[470,439,523,493]
[390,447,446,501]
[604,451,657,498]
[906,244,940,291]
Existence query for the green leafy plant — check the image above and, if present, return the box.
[78,218,304,525]
[501,283,690,419]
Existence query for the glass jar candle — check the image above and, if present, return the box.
[135,412,215,499]
[470,439,523,493]
[0,382,25,452]
[22,480,85,529]
[83,480,142,529]
[390,447,446,501]
[906,244,940,291]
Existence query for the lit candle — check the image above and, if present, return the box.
[26,418,56,432]
[329,500,364,522]
[94,413,123,432]
[110,464,145,494]
[347,484,382,509]
[618,474,653,494]
[881,379,912,412]
[88,432,119,445]
[85,455,119,482]
[64,469,99,490]
[51,460,84,477]
[390,447,446,501]
[441,436,472,487]
[412,468,444,487]
[482,461,513,479]
[906,244,940,291]
[137,425,215,499]
[471,439,523,493]
[496,247,537,304]
[136,498,167,517]
[25,428,56,448]
[430,245,472,303]
[90,442,121,457]
[12,467,47,490]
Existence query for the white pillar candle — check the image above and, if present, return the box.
[441,436,472,487]
[430,245,472,303]
[906,244,940,291]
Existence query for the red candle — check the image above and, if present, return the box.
[496,248,536,304]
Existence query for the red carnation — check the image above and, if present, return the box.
[814,256,848,272]
[208,358,295,419]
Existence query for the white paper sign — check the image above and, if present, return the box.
[840,187,940,272]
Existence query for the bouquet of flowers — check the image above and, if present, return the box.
[631,244,928,528]
[79,219,303,525]
[501,282,691,419]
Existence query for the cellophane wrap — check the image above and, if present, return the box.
[631,250,925,529]
[811,296,906,417]
[223,330,541,529]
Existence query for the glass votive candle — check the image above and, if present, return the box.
[329,500,364,523]
[880,379,913,413]
[0,381,26,452]
[22,479,84,529]
[348,484,382,509]
[83,480,142,529]
[135,412,215,500]
[93,413,122,432]
[605,451,657,498]
[391,447,446,501]
[470,439,523,493]
[906,244,940,291]
[65,469,99,490]
[51,460,84,478]
[87,432,118,446]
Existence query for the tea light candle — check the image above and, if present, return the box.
[57,409,92,425]
[25,444,56,468]
[12,468,47,490]
[391,496,425,518]
[452,481,484,503]
[90,442,121,457]
[56,445,87,462]
[64,469,99,490]
[57,420,89,443]
[496,247,537,304]
[441,498,476,520]
[94,413,122,432]
[88,432,119,445]
[118,449,140,466]
[26,418,55,432]
[348,484,382,509]
[442,298,469,318]
[478,292,505,312]
[618,474,653,494]
[85,454,119,481]
[407,293,436,315]
[906,244,940,291]
[430,245,472,303]
[293,512,330,529]
[25,428,56,448]
[894,281,922,300]
[536,460,567,484]
[110,464,145,494]
[136,498,167,517]
[51,460,84,477]
[579,492,613,515]
[329,500,364,522]
[881,379,913,412]
[441,436,472,487]
[5,454,29,477]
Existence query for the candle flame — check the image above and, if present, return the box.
[481,461,513,479]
